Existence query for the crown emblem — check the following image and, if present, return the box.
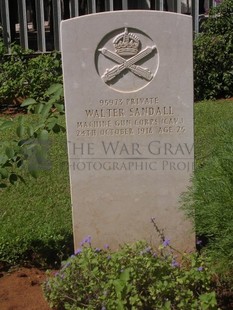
[113,28,140,57]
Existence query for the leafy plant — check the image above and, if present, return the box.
[0,47,62,105]
[21,53,62,100]
[0,37,6,57]
[43,236,218,310]
[194,0,233,100]
[0,52,26,103]
[0,84,65,188]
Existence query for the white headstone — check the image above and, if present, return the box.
[61,11,194,251]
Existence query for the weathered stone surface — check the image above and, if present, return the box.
[61,11,194,251]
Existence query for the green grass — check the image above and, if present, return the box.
[186,99,233,273]
[0,114,72,267]
[0,99,233,268]
[194,99,233,167]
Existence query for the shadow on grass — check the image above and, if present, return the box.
[25,232,74,269]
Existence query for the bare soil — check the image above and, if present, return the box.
[0,267,51,310]
[0,98,27,116]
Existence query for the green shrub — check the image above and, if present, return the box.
[0,45,27,102]
[21,53,62,100]
[194,0,233,100]
[44,239,218,310]
[0,37,6,56]
[0,46,62,104]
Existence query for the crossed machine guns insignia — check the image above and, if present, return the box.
[99,28,157,83]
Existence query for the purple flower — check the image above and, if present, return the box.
[140,246,152,255]
[62,261,71,269]
[196,240,202,245]
[104,244,109,249]
[197,267,203,271]
[80,235,92,246]
[75,248,82,255]
[162,239,170,247]
[171,260,180,268]
[59,273,65,279]
[45,281,51,292]
[153,252,157,258]
[95,248,101,252]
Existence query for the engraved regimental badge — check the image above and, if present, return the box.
[96,27,159,93]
